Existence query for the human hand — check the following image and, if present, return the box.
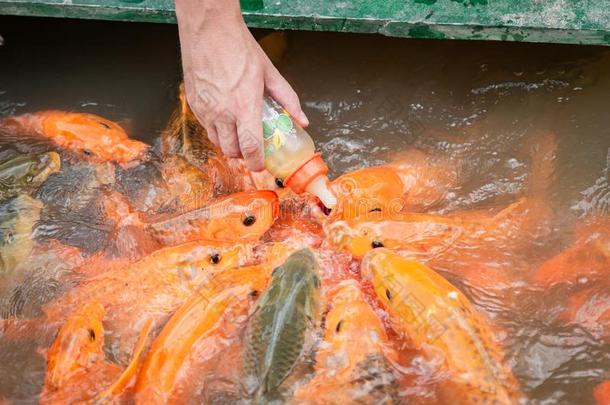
[175,0,308,171]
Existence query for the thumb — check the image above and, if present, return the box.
[264,64,309,128]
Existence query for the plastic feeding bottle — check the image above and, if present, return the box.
[262,96,337,209]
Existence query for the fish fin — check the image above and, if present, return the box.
[92,318,154,403]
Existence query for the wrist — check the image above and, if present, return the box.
[175,0,243,29]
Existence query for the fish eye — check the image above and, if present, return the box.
[83,149,93,157]
[335,320,343,333]
[209,253,221,264]
[385,289,392,300]
[3,231,14,245]
[88,329,96,341]
[249,290,259,297]
[371,240,384,249]
[243,215,256,226]
[98,121,111,129]
[369,207,382,212]
[275,178,285,188]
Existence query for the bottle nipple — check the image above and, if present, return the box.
[283,153,337,209]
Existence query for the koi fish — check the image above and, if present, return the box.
[293,280,399,404]
[243,249,321,402]
[533,218,610,287]
[331,166,406,219]
[326,198,533,260]
[40,300,153,404]
[595,381,610,405]
[362,249,522,404]
[147,190,279,245]
[387,148,459,212]
[4,111,148,165]
[0,152,61,201]
[135,264,272,404]
[43,240,254,363]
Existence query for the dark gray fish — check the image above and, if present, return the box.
[244,248,321,403]
[0,152,60,202]
[0,195,42,296]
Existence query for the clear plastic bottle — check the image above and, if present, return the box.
[262,96,337,209]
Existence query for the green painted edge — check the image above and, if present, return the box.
[0,1,609,47]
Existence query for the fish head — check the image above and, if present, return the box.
[331,166,405,220]
[40,112,149,164]
[268,248,321,312]
[174,240,255,282]
[361,249,420,317]
[0,195,42,273]
[0,152,61,191]
[323,280,388,352]
[208,191,279,241]
[46,300,106,389]
[326,218,394,259]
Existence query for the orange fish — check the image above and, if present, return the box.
[387,148,458,212]
[147,190,279,245]
[561,285,610,341]
[293,280,399,404]
[265,194,326,244]
[533,219,610,287]
[5,111,149,165]
[326,198,536,260]
[362,249,522,404]
[331,166,407,219]
[43,240,254,363]
[40,300,153,404]
[595,381,610,405]
[135,264,272,404]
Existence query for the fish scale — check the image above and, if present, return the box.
[244,249,320,402]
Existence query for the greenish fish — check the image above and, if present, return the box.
[0,152,61,201]
[244,248,321,403]
[0,195,42,295]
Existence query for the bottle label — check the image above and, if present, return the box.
[262,104,295,158]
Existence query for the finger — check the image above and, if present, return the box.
[205,125,219,147]
[264,65,309,127]
[215,120,241,158]
[237,97,264,171]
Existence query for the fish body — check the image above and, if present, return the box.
[362,249,521,404]
[147,190,279,245]
[135,264,272,404]
[595,381,610,405]
[326,197,547,266]
[41,300,153,404]
[387,148,458,212]
[244,248,321,402]
[0,152,60,201]
[0,195,43,294]
[44,240,254,362]
[533,218,610,287]
[5,111,148,164]
[294,280,399,404]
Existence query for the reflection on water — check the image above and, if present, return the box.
[1,16,610,405]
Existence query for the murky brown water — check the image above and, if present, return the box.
[1,16,609,404]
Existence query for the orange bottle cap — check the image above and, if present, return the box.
[284,153,329,194]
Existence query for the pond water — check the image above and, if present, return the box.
[0,15,609,405]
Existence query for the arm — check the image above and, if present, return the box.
[175,0,308,171]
